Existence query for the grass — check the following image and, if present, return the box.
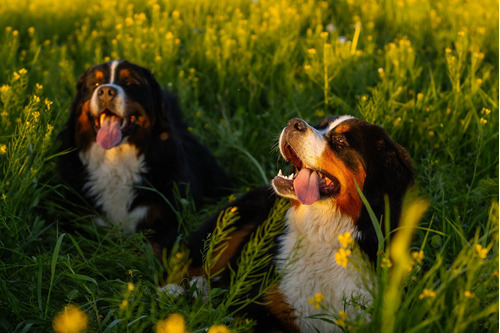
[0,0,498,331]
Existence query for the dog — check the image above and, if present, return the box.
[58,60,228,251]
[188,115,414,332]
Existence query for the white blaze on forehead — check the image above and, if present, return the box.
[109,60,121,83]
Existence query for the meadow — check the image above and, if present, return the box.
[0,0,498,332]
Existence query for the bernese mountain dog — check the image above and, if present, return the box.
[58,60,228,251]
[187,115,414,332]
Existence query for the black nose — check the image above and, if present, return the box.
[288,118,307,132]
[98,86,116,103]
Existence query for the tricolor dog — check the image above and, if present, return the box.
[58,60,228,251]
[188,115,414,332]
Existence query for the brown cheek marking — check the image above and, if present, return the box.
[136,115,150,129]
[320,149,366,220]
[75,101,94,149]
[95,71,104,81]
[263,285,300,332]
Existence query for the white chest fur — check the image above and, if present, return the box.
[277,202,373,332]
[79,142,148,232]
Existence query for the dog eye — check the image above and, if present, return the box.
[331,135,348,148]
[123,78,139,86]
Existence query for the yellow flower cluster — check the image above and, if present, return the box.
[475,244,488,259]
[156,313,186,333]
[52,304,88,333]
[335,232,353,268]
[380,257,392,269]
[418,288,436,300]
[208,324,231,333]
[335,248,352,268]
[308,292,325,310]
[335,310,347,327]
[155,314,231,333]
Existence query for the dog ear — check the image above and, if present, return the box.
[137,66,187,136]
[356,124,414,261]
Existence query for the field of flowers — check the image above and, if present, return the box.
[0,0,498,332]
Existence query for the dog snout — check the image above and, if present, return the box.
[287,118,308,132]
[97,85,117,104]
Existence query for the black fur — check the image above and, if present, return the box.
[58,60,228,250]
[188,115,414,331]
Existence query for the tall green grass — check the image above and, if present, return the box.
[0,0,498,331]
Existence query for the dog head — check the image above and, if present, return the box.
[69,60,168,151]
[272,116,414,254]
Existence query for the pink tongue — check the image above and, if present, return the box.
[293,168,320,205]
[96,116,123,150]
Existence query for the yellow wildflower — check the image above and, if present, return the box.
[156,313,186,333]
[335,310,347,327]
[308,292,324,309]
[481,108,491,115]
[335,247,351,268]
[411,250,424,264]
[320,32,329,39]
[480,118,487,125]
[208,324,230,333]
[127,282,134,292]
[418,289,436,300]
[475,244,488,259]
[52,304,88,333]
[338,232,353,248]
[307,48,317,55]
[464,291,475,298]
[228,194,236,202]
[380,257,392,268]
[0,145,6,154]
[230,206,238,213]
[120,300,128,308]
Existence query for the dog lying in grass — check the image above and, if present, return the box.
[187,115,414,332]
[58,60,228,252]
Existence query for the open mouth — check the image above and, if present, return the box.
[93,109,138,150]
[273,143,339,205]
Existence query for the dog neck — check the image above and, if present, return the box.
[277,200,372,332]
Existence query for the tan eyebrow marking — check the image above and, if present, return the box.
[120,68,131,78]
[95,71,104,81]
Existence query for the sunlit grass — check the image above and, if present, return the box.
[0,0,498,331]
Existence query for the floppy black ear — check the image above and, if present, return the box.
[356,124,414,262]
